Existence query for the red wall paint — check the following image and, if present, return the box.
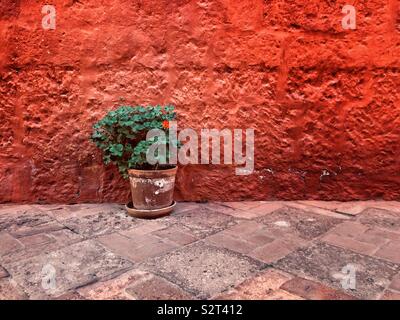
[1,0,400,203]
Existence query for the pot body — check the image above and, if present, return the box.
[128,167,177,210]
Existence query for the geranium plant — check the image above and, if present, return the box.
[91,105,176,178]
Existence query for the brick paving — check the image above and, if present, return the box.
[0,201,400,300]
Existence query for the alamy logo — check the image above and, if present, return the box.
[332,263,357,290]
[41,264,57,293]
[340,264,357,290]
[342,5,357,30]
[146,122,254,175]
[42,5,56,30]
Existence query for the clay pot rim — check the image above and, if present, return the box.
[128,166,177,177]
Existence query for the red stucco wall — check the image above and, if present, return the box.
[1,0,400,203]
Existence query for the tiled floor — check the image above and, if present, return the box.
[0,201,400,300]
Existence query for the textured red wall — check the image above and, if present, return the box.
[1,0,400,203]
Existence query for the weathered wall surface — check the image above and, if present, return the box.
[1,0,400,203]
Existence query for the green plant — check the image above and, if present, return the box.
[91,105,177,178]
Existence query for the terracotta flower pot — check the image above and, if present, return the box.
[128,167,177,211]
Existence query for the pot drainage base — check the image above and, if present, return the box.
[125,201,176,219]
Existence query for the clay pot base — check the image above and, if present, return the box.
[125,201,176,219]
